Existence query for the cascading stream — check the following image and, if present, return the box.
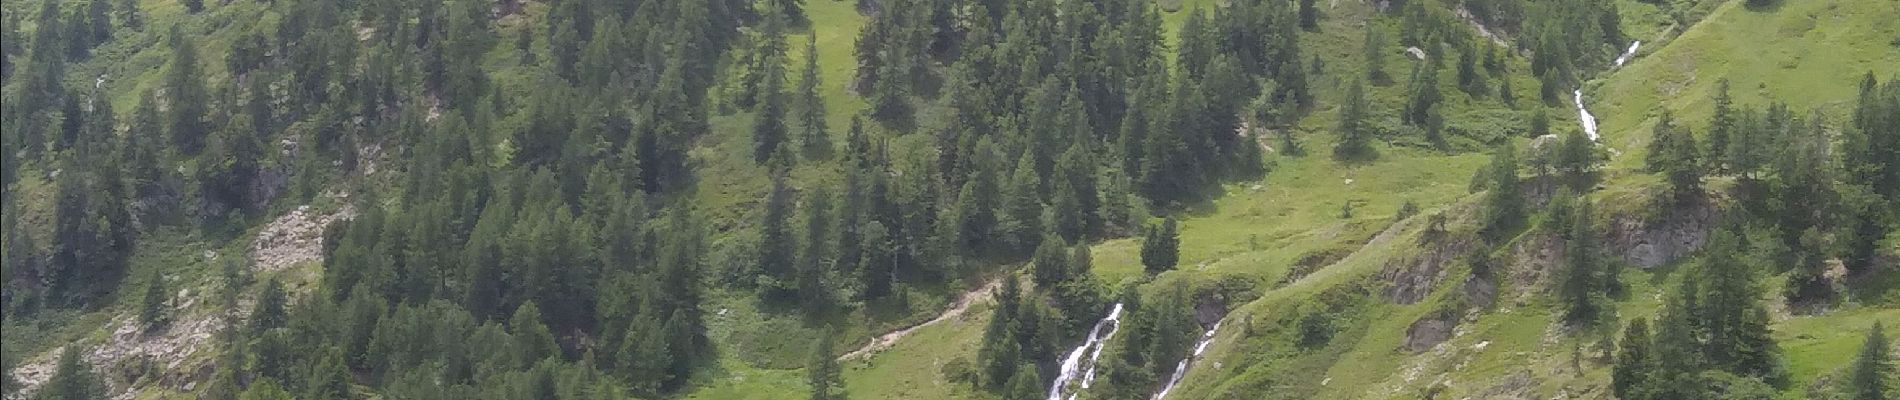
[1576,41,1642,142]
[1150,321,1223,400]
[1046,303,1126,400]
[1614,41,1642,66]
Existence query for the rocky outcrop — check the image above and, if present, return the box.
[10,312,225,400]
[1402,312,1457,353]
[250,204,357,273]
[1380,237,1479,305]
[1607,201,1719,269]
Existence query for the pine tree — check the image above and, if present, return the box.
[1848,322,1892,400]
[183,0,202,13]
[1706,79,1735,173]
[760,175,798,299]
[1613,318,1654,399]
[1299,0,1319,30]
[1141,218,1180,274]
[1334,79,1374,161]
[808,329,846,400]
[140,271,170,330]
[799,184,834,312]
[1481,142,1524,239]
[1001,154,1044,256]
[1647,111,1703,203]
[753,54,790,164]
[1405,60,1441,126]
[250,278,288,332]
[859,221,893,300]
[1554,130,1596,193]
[165,25,209,154]
[796,35,830,157]
[1031,235,1071,287]
[1560,198,1599,325]
[1364,24,1388,85]
[508,302,559,369]
[37,346,104,400]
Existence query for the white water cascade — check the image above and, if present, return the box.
[1613,41,1642,67]
[1573,89,1599,141]
[1150,321,1223,400]
[1575,40,1643,142]
[1046,303,1126,400]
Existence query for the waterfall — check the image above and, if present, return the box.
[1614,41,1642,67]
[1150,321,1223,400]
[1573,89,1599,141]
[1046,303,1126,400]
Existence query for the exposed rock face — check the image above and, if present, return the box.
[10,313,224,400]
[1380,238,1478,305]
[250,204,357,273]
[1607,202,1718,269]
[1402,312,1456,353]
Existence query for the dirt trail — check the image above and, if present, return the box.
[839,277,1004,361]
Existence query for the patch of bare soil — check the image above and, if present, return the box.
[839,277,1004,361]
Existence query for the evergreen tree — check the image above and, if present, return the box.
[1560,198,1599,325]
[509,302,560,368]
[1698,229,1781,381]
[1646,111,1703,203]
[1299,0,1319,30]
[1031,235,1070,287]
[1848,322,1892,400]
[1613,318,1654,399]
[165,25,209,154]
[799,184,834,312]
[1001,154,1044,255]
[859,221,893,300]
[754,55,789,164]
[140,271,170,330]
[183,0,202,13]
[36,346,103,400]
[1706,79,1735,173]
[1364,24,1388,85]
[250,278,288,332]
[808,329,846,400]
[1553,130,1595,193]
[1481,142,1525,239]
[1334,79,1375,161]
[1140,218,1180,274]
[796,35,830,157]
[1405,60,1441,126]
[759,175,798,298]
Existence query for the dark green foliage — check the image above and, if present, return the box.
[1405,60,1442,126]
[1646,111,1703,203]
[1365,24,1389,85]
[1031,235,1070,288]
[1553,130,1596,193]
[1559,197,1600,325]
[808,329,845,400]
[35,346,103,400]
[759,176,798,298]
[1334,79,1376,161]
[250,278,288,333]
[165,25,209,154]
[1849,323,1892,400]
[1299,0,1319,30]
[1481,142,1524,239]
[1614,319,1654,399]
[1141,218,1180,274]
[858,221,894,301]
[796,35,830,157]
[140,271,169,330]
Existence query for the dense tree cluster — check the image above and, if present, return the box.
[1613,229,1784,399]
